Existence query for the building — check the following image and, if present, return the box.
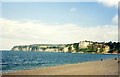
[79,40,93,48]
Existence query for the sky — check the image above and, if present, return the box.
[0,0,119,50]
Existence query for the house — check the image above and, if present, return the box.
[79,40,93,48]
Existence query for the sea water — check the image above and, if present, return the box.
[1,51,118,73]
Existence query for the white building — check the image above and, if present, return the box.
[79,40,93,48]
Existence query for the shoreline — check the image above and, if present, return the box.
[3,59,118,75]
[2,58,116,73]
[1,51,119,54]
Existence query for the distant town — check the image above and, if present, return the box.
[11,40,120,54]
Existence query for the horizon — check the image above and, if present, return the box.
[0,1,119,50]
[1,40,119,51]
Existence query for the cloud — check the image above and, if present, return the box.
[112,15,118,25]
[0,18,118,50]
[97,0,119,8]
[70,8,77,12]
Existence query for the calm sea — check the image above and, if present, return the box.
[1,51,118,73]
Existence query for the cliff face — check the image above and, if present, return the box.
[11,40,119,53]
[11,44,67,52]
[11,42,86,52]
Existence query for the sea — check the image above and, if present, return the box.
[1,51,118,73]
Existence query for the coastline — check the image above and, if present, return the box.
[3,59,118,75]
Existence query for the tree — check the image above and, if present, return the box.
[68,46,72,52]
[73,43,79,52]
[87,45,93,52]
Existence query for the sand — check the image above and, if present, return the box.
[3,59,119,75]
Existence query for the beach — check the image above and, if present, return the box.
[3,59,118,75]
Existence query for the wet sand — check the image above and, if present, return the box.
[3,59,118,75]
